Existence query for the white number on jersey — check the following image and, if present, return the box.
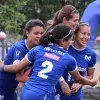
[37,61,53,79]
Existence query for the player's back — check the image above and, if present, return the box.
[25,44,77,93]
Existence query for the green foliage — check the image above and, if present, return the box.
[0,0,94,37]
[0,0,27,34]
[21,0,61,22]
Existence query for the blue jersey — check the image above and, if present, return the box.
[81,0,100,47]
[56,45,96,100]
[21,44,77,100]
[0,40,32,100]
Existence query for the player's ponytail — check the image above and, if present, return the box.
[40,24,73,46]
[40,30,55,46]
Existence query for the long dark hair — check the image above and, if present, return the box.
[22,19,44,39]
[40,24,73,46]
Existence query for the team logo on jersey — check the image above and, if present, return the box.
[16,50,20,57]
[85,55,91,61]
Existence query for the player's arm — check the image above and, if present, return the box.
[15,70,29,82]
[71,68,95,93]
[0,59,3,66]
[69,69,98,86]
[67,57,98,87]
[0,58,30,72]
[0,47,36,72]
[71,83,82,93]
[59,77,71,96]
[71,67,95,93]
[86,68,95,79]
[16,68,31,82]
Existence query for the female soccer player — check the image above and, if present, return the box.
[0,24,98,100]
[55,22,97,100]
[48,5,79,32]
[0,19,44,100]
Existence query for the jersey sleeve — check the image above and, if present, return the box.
[88,51,96,68]
[67,57,77,72]
[25,48,37,63]
[13,46,26,63]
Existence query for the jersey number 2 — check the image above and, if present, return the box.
[37,61,53,79]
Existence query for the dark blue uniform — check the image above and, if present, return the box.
[0,40,32,100]
[56,45,96,100]
[20,44,77,100]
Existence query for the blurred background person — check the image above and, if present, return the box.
[46,19,53,29]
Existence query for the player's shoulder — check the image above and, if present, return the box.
[88,0,100,8]
[64,51,76,62]
[85,46,96,55]
[15,40,25,46]
[12,40,25,49]
[32,45,43,50]
[30,45,44,53]
[68,45,74,50]
[7,40,25,52]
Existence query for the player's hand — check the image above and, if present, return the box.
[71,83,82,93]
[16,83,23,96]
[60,80,71,96]
[0,59,3,66]
[96,36,100,42]
[90,77,99,87]
[96,75,100,83]
[15,70,29,82]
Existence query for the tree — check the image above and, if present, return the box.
[0,0,27,34]
[0,0,94,37]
